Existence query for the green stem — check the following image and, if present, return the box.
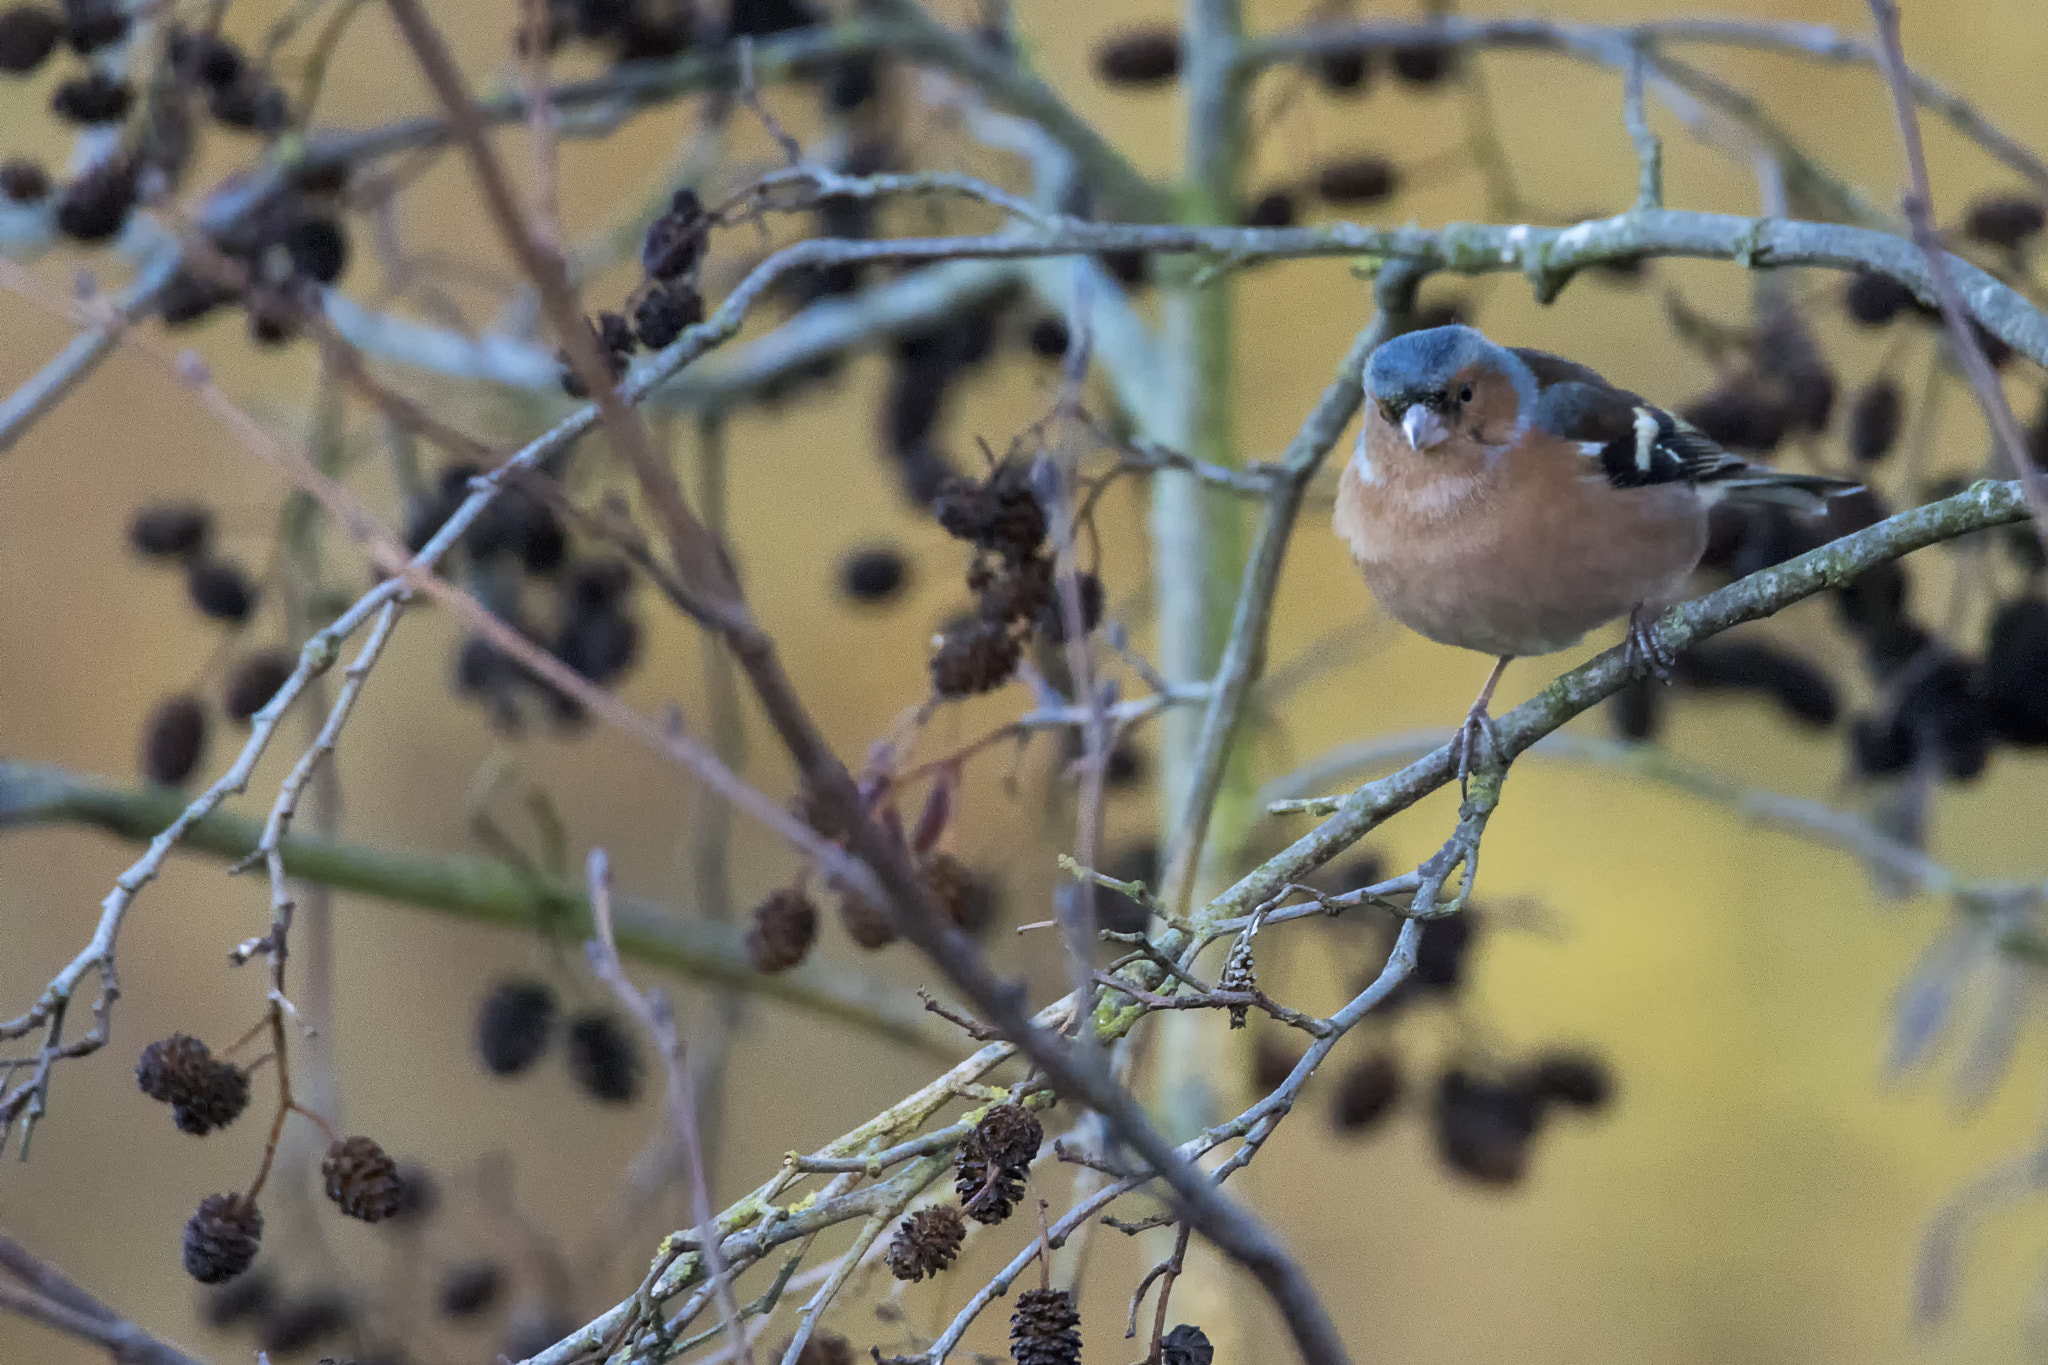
[0,762,960,1060]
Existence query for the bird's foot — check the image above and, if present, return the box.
[1455,703,1498,800]
[1624,607,1678,683]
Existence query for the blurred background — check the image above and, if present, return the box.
[4,0,2048,1362]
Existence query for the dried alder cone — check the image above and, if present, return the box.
[954,1102,1041,1224]
[136,1033,251,1135]
[184,1192,263,1283]
[322,1135,403,1222]
[884,1204,966,1281]
[746,887,819,972]
[1218,932,1257,1028]
[1010,1287,1082,1365]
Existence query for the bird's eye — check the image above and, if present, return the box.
[1458,384,1474,404]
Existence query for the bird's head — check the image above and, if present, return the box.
[1363,324,1535,453]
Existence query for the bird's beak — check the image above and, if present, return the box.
[1399,404,1450,452]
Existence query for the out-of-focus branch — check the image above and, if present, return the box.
[0,762,961,1057]
[1864,0,2048,562]
[1239,17,2048,197]
[0,1231,210,1365]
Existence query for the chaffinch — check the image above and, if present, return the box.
[1335,323,1858,780]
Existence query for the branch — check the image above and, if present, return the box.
[1206,478,2036,923]
[1864,0,2048,562]
[0,1231,210,1365]
[0,762,961,1058]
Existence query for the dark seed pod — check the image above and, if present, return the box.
[920,851,978,928]
[130,502,213,558]
[133,1031,249,1139]
[565,1010,641,1103]
[1218,932,1256,1028]
[60,0,124,51]
[1849,380,1902,464]
[1673,641,1840,728]
[778,1332,851,1365]
[1241,189,1297,228]
[1093,25,1180,86]
[183,1193,263,1283]
[464,483,566,574]
[0,5,61,73]
[51,71,132,124]
[55,158,137,242]
[972,1102,1043,1170]
[1314,45,1371,93]
[1986,597,2048,746]
[554,607,639,686]
[438,1260,503,1318]
[1105,741,1147,788]
[222,648,294,723]
[1411,909,1474,992]
[158,269,236,325]
[933,461,1046,559]
[136,1033,215,1102]
[1526,1050,1613,1111]
[1432,1068,1541,1186]
[729,0,818,37]
[1851,712,1916,778]
[476,978,556,1075]
[840,545,909,604]
[187,558,258,623]
[884,1205,966,1281]
[1100,248,1150,289]
[170,28,245,87]
[1389,40,1454,84]
[1009,1287,1081,1365]
[1037,571,1104,643]
[566,557,633,610]
[632,281,702,348]
[0,156,51,202]
[256,1293,349,1355]
[641,187,707,279]
[1843,269,1928,326]
[284,215,347,283]
[953,1142,1025,1225]
[1970,319,2014,370]
[1753,301,1835,434]
[745,888,818,973]
[1902,652,1990,781]
[1314,154,1398,205]
[1678,383,1788,453]
[1331,1050,1402,1134]
[1026,313,1070,359]
[323,1134,403,1222]
[976,555,1054,625]
[1160,1324,1214,1365]
[931,619,1022,697]
[838,888,895,948]
[201,1267,275,1327]
[1252,1034,1304,1092]
[207,74,286,132]
[386,1162,438,1225]
[597,309,636,359]
[1963,194,2046,250]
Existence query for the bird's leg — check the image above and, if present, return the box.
[1624,605,1679,681]
[1456,655,1511,797]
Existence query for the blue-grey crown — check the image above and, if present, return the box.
[1363,325,1501,401]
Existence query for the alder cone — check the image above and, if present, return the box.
[183,1193,262,1283]
[323,1135,403,1222]
[884,1205,966,1281]
[1010,1287,1082,1365]
[745,888,818,972]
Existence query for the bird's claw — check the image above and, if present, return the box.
[1455,706,1498,799]
[1624,610,1678,683]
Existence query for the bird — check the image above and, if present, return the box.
[1334,323,1858,785]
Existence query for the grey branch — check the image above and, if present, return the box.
[0,1231,210,1365]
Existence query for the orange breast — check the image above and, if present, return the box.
[1334,409,1708,657]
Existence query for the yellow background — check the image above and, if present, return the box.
[4,0,2048,1362]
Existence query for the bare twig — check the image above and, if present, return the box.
[1864,0,2048,563]
[587,850,752,1365]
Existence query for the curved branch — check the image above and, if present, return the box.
[1206,478,2036,924]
